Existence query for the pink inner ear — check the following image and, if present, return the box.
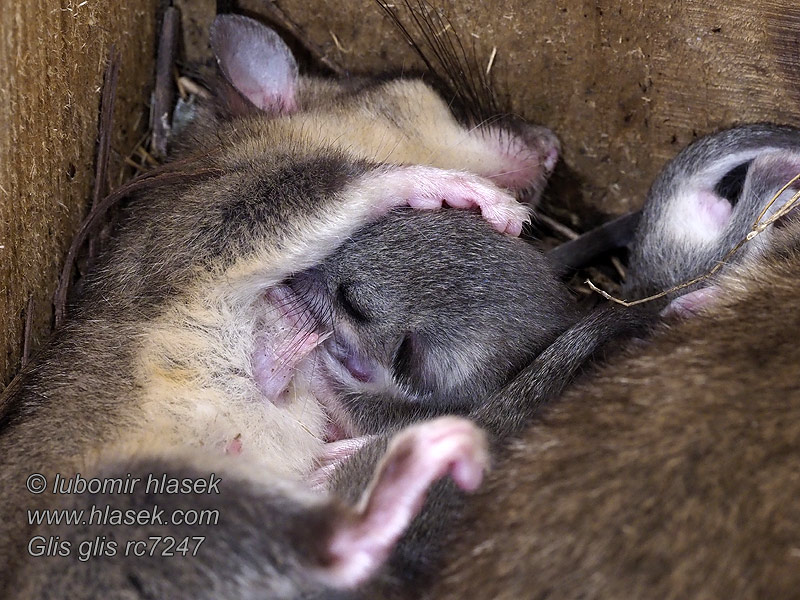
[697,191,733,231]
[696,190,733,233]
[210,15,298,115]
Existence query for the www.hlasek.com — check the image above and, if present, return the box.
[25,472,221,562]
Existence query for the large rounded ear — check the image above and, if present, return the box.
[210,14,298,115]
[739,150,800,223]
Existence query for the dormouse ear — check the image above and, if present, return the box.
[740,150,800,222]
[210,14,298,115]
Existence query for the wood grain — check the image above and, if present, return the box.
[0,0,158,389]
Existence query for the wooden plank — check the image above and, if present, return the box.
[0,0,158,388]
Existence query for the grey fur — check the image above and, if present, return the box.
[336,126,800,599]
[10,416,489,600]
[625,123,800,298]
[0,13,571,598]
[293,209,579,435]
[426,218,800,600]
[322,302,657,599]
[10,456,341,600]
[419,127,800,599]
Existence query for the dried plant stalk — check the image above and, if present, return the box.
[587,175,800,307]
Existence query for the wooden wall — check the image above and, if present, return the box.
[0,0,158,389]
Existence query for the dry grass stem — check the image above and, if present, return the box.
[610,255,627,280]
[485,46,497,76]
[587,177,800,307]
[21,296,34,368]
[329,31,352,54]
[537,213,580,240]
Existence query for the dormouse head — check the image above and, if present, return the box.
[287,210,578,426]
[178,14,560,203]
[625,124,800,302]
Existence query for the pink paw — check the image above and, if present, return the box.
[371,166,531,236]
[472,124,560,205]
[324,417,489,587]
[252,329,321,401]
[382,416,489,492]
[662,286,720,319]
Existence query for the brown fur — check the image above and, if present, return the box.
[0,16,563,594]
[426,220,800,599]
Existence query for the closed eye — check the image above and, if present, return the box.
[337,284,369,323]
[391,332,439,403]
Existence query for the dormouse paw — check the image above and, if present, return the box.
[324,417,489,587]
[472,123,560,205]
[379,416,489,493]
[363,166,532,236]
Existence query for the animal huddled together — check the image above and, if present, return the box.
[1,12,799,600]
